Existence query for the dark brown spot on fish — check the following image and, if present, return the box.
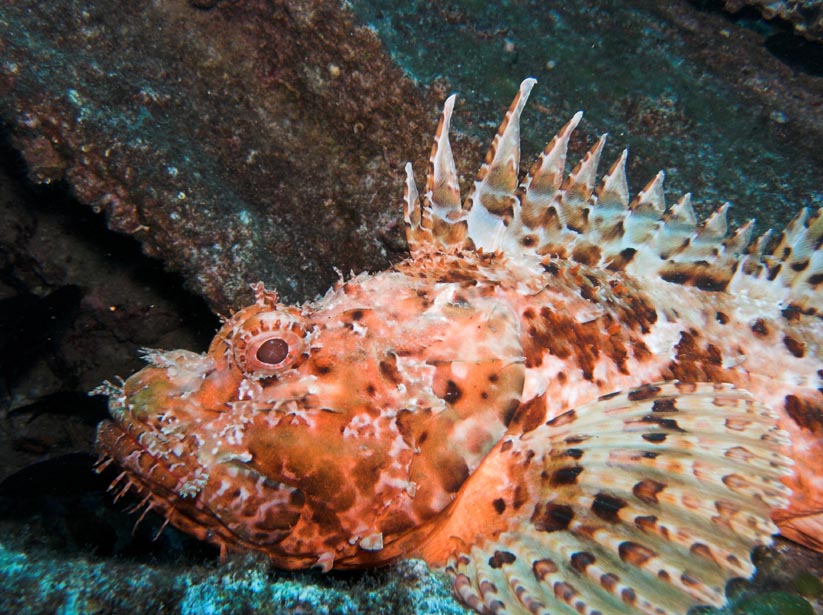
[622,588,637,605]
[565,435,590,445]
[571,243,602,266]
[566,448,583,459]
[635,515,658,532]
[533,558,559,580]
[592,493,628,523]
[553,581,577,602]
[570,552,595,573]
[660,260,731,291]
[631,338,652,362]
[751,318,769,337]
[783,335,806,358]
[600,390,621,401]
[652,398,677,413]
[492,498,506,514]
[628,385,661,401]
[532,502,575,532]
[488,550,516,569]
[501,398,519,427]
[640,414,684,431]
[658,569,670,581]
[551,466,583,486]
[766,262,782,281]
[521,234,537,247]
[521,304,631,378]
[681,573,700,587]
[488,373,499,383]
[782,304,803,322]
[365,384,376,396]
[633,479,666,504]
[619,541,656,566]
[501,439,513,453]
[642,451,658,459]
[438,454,470,493]
[784,394,823,435]
[547,410,576,427]
[791,259,810,272]
[543,261,560,276]
[809,272,823,287]
[642,432,667,443]
[607,246,636,271]
[378,354,402,385]
[663,328,728,383]
[690,542,717,564]
[509,394,546,434]
[350,309,364,321]
[715,311,729,324]
[513,484,528,510]
[442,380,462,404]
[600,573,619,592]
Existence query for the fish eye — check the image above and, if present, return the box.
[232,311,307,378]
[256,337,289,365]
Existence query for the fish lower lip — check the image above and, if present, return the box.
[96,420,306,552]
[95,419,189,498]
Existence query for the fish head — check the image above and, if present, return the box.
[96,273,526,569]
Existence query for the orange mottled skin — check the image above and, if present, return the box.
[97,243,823,568]
[97,79,821,615]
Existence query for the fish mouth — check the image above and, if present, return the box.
[95,417,222,543]
[94,367,307,559]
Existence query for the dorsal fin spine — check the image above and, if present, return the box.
[425,94,460,214]
[464,79,536,249]
[404,79,823,308]
[595,148,629,208]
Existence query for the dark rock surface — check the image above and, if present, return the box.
[0,0,448,313]
[725,0,823,43]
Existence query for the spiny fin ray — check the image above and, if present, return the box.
[405,79,823,306]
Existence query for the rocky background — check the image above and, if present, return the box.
[1,0,822,613]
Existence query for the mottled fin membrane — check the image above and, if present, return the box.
[436,382,791,615]
[403,79,823,309]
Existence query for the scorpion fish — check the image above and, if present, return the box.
[96,79,823,615]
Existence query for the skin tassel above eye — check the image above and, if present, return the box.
[96,79,823,615]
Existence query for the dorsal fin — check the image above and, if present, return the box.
[403,162,433,256]
[425,94,460,212]
[405,79,823,309]
[595,148,629,209]
[464,78,535,250]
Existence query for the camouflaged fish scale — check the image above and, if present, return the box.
[96,79,823,615]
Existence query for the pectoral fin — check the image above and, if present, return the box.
[419,381,792,615]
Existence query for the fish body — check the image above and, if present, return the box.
[96,80,823,614]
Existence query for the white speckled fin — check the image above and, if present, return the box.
[464,78,536,250]
[406,79,823,306]
[433,382,791,615]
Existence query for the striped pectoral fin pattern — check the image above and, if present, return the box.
[435,382,792,615]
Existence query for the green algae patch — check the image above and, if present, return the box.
[731,591,813,615]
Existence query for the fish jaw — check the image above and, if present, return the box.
[95,348,314,567]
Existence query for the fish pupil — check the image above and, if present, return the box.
[256,338,289,365]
